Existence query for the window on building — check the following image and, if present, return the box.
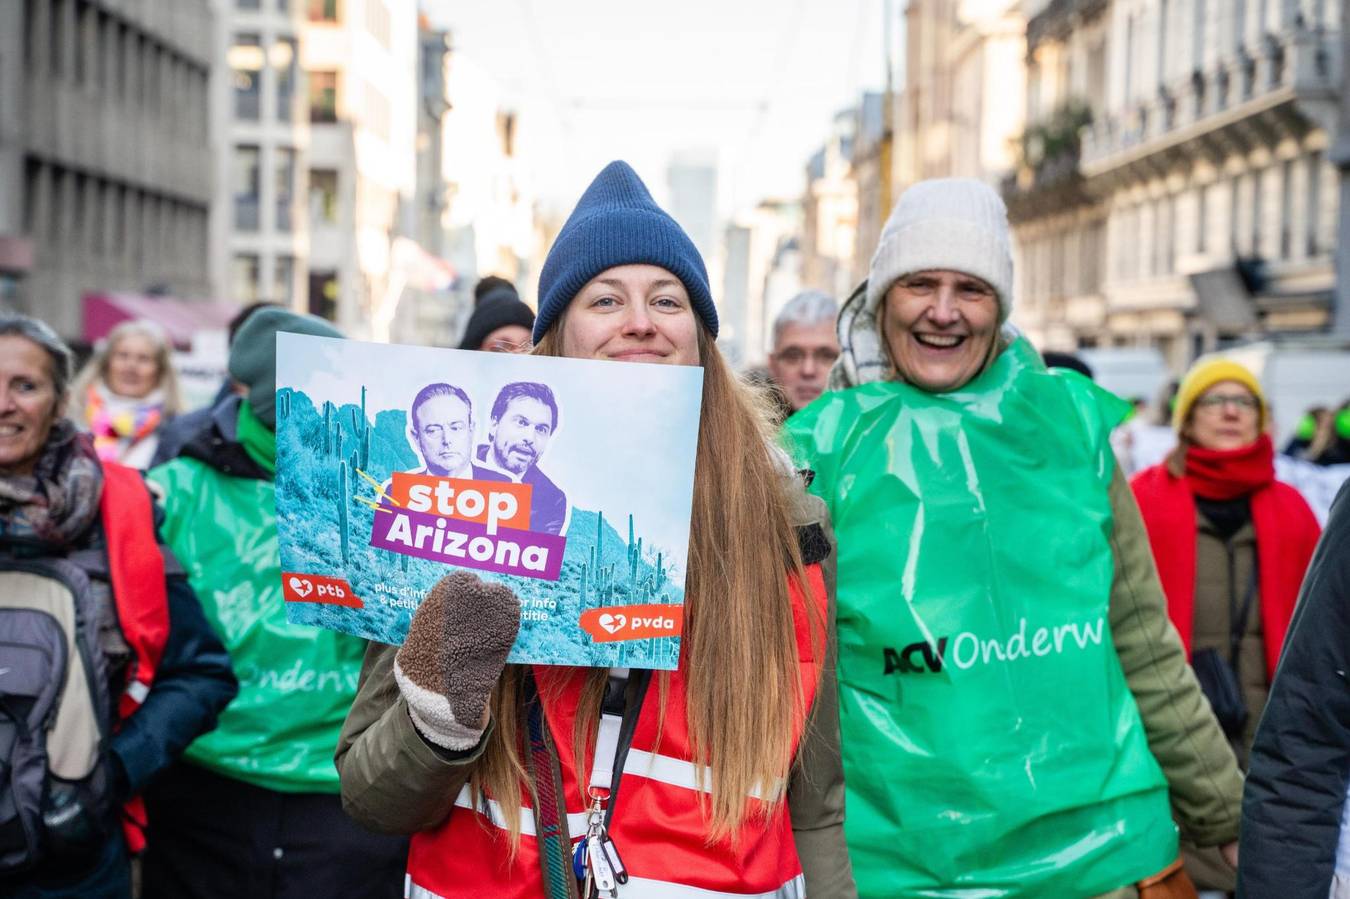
[1251,167,1264,257]
[1229,177,1241,256]
[1307,151,1323,256]
[230,33,263,120]
[233,255,261,303]
[23,161,42,237]
[274,255,295,304]
[1192,0,1205,73]
[1123,15,1135,104]
[307,0,339,22]
[110,185,125,255]
[143,43,160,117]
[1196,184,1208,254]
[308,269,339,321]
[1156,196,1174,274]
[309,168,339,223]
[233,145,261,231]
[238,0,261,8]
[309,70,338,122]
[23,0,36,73]
[1279,158,1294,259]
[90,179,105,255]
[50,0,65,78]
[275,148,296,232]
[75,0,96,86]
[115,22,128,102]
[272,38,297,122]
[1156,0,1168,89]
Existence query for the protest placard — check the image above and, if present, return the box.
[274,333,702,670]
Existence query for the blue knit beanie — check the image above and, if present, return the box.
[533,160,716,343]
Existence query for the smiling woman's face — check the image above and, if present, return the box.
[560,264,700,366]
[0,335,63,477]
[881,269,1000,393]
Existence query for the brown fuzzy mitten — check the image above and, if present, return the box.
[394,571,521,750]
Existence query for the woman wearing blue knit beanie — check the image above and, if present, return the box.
[337,161,856,898]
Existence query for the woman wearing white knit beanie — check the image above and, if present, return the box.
[786,177,1243,897]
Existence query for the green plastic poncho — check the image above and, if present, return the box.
[148,403,367,793]
[785,338,1177,897]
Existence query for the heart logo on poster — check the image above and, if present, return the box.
[598,613,627,635]
[289,576,313,598]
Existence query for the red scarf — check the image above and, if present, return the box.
[1130,435,1322,678]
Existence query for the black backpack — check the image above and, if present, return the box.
[0,552,117,874]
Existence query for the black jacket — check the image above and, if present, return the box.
[1238,481,1350,898]
[150,381,239,469]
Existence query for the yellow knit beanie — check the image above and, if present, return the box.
[1172,357,1267,433]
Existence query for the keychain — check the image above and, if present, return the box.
[577,791,626,898]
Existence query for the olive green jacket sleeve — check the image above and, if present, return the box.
[335,640,489,835]
[1107,464,1244,847]
[786,488,858,899]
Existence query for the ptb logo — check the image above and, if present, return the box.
[282,572,363,609]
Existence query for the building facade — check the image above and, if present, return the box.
[211,0,306,314]
[801,108,861,301]
[720,198,803,366]
[387,23,534,347]
[1,0,215,338]
[892,0,1026,191]
[1003,0,1111,350]
[302,0,417,337]
[1085,0,1342,366]
[1009,0,1344,367]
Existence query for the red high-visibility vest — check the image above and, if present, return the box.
[405,564,828,899]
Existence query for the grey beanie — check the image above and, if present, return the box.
[866,177,1014,321]
[229,308,343,428]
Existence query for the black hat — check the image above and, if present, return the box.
[459,293,536,351]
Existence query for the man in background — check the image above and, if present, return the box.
[766,290,839,418]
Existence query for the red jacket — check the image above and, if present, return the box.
[405,565,828,899]
[1131,463,1321,678]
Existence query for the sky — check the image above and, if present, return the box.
[421,0,891,220]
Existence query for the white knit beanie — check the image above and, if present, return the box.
[866,178,1014,321]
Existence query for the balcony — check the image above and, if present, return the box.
[1082,27,1340,182]
[1003,102,1095,220]
[1026,0,1109,53]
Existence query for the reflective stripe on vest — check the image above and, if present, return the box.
[450,783,589,839]
[448,750,780,840]
[624,748,784,802]
[406,873,807,899]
